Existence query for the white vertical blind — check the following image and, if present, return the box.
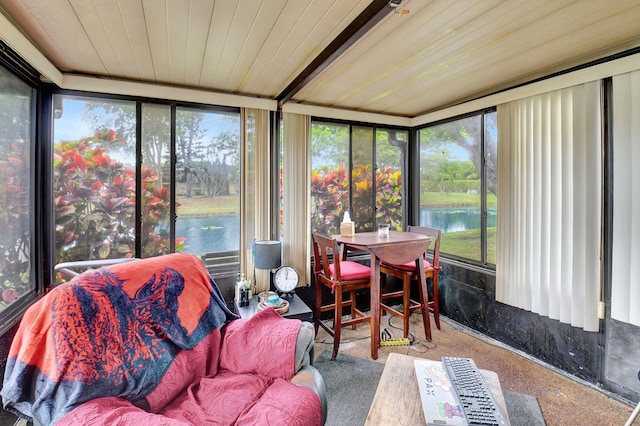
[496,81,601,331]
[242,108,272,293]
[611,71,640,326]
[282,113,311,285]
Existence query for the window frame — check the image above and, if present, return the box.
[0,42,42,334]
[415,108,497,269]
[50,89,242,278]
[309,117,410,235]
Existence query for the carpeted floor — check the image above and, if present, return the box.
[314,313,634,425]
[314,350,385,425]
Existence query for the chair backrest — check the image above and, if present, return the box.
[407,226,441,268]
[312,233,341,281]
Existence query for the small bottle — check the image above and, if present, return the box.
[240,286,249,307]
[235,273,246,304]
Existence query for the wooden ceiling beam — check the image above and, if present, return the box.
[276,0,394,105]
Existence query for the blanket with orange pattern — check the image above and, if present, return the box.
[1,253,237,425]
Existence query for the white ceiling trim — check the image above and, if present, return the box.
[62,74,278,111]
[281,101,411,127]
[412,52,640,127]
[0,12,62,85]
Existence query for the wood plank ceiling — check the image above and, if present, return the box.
[1,0,640,118]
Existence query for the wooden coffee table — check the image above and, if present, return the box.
[365,353,510,425]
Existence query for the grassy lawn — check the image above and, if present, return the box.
[421,191,496,207]
[177,195,239,216]
[179,192,493,216]
[440,227,496,264]
[177,193,496,264]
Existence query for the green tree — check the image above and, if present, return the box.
[202,130,240,196]
[420,114,497,195]
[311,122,349,169]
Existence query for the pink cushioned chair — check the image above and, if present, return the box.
[312,233,372,360]
[380,226,441,337]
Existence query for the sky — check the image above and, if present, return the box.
[55,97,478,165]
[54,98,94,142]
[53,96,240,165]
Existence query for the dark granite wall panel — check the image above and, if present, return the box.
[604,319,640,397]
[438,262,600,384]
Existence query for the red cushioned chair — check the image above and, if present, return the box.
[380,226,441,338]
[312,233,372,360]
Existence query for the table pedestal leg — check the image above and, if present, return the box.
[370,255,381,359]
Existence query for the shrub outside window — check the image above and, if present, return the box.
[310,121,406,236]
[0,65,34,312]
[141,103,172,257]
[53,96,140,268]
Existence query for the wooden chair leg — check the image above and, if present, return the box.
[380,273,387,317]
[432,274,441,330]
[416,270,432,341]
[402,274,411,338]
[314,277,322,336]
[332,287,343,360]
[349,290,357,330]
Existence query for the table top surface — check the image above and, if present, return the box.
[335,230,432,267]
[365,353,510,426]
[235,293,312,319]
[334,230,429,247]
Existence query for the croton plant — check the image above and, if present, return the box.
[53,130,181,278]
[0,139,30,306]
[311,162,402,236]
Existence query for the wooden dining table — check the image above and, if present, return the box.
[333,230,432,359]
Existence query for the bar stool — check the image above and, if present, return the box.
[379,226,441,338]
[312,233,372,360]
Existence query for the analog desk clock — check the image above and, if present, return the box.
[273,265,299,300]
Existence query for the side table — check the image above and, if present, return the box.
[235,293,313,323]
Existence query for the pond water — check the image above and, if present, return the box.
[177,206,497,256]
[419,206,496,233]
[176,215,239,256]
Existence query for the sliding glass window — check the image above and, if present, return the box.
[141,103,172,257]
[310,120,406,236]
[53,96,138,268]
[0,65,34,312]
[52,94,241,281]
[418,110,497,265]
[175,107,240,257]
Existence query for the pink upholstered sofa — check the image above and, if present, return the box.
[1,253,326,425]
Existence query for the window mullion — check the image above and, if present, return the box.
[481,112,487,265]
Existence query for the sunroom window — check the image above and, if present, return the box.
[53,95,139,268]
[52,94,242,281]
[0,65,34,312]
[310,121,406,236]
[418,110,497,265]
[174,106,241,257]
